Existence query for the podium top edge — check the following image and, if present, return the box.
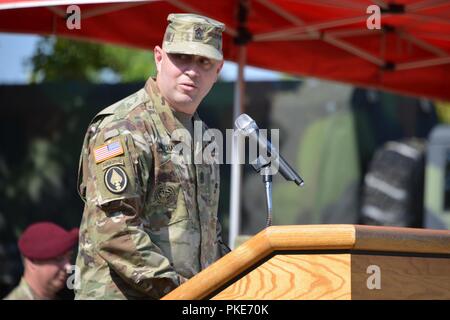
[261,224,450,255]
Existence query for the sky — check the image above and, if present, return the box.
[0,32,283,84]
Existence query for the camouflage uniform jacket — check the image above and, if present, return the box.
[75,78,230,300]
[3,278,40,300]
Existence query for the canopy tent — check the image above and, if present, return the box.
[1,0,449,100]
[1,0,449,247]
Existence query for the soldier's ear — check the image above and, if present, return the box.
[154,46,163,73]
[23,257,36,271]
[216,60,224,74]
[215,60,224,82]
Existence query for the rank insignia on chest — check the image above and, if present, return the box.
[94,140,124,163]
[104,166,128,193]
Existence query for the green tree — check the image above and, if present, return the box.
[28,36,156,83]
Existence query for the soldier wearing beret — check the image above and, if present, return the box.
[4,222,78,300]
[75,13,230,300]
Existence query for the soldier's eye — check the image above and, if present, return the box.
[198,58,213,70]
[200,58,211,65]
[171,53,191,63]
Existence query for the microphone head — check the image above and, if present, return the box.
[235,113,258,135]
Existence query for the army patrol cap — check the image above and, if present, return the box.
[163,13,225,61]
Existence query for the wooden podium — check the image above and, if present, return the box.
[162,225,450,300]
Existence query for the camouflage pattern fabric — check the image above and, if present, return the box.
[163,13,225,60]
[75,78,230,300]
[3,278,39,300]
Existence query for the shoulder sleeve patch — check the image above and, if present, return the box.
[104,166,128,194]
[103,128,120,141]
[93,139,124,164]
[89,135,142,206]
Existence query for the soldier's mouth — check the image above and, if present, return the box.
[179,83,197,91]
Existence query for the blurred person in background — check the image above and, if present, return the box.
[4,222,78,300]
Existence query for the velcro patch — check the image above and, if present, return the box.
[154,184,178,207]
[102,158,125,171]
[94,140,124,164]
[104,166,128,194]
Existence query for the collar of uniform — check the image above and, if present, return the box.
[144,77,200,144]
[19,277,40,300]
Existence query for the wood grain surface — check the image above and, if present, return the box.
[351,254,450,299]
[354,225,450,255]
[162,225,450,300]
[212,254,351,300]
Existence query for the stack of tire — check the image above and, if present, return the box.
[360,138,426,227]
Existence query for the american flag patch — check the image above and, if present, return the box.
[94,140,124,164]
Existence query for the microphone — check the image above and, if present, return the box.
[235,114,304,186]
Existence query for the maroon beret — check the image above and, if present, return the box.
[18,222,79,260]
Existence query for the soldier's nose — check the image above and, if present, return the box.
[183,64,200,78]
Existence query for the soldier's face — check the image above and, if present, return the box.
[31,251,72,295]
[154,46,223,114]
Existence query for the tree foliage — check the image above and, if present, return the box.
[28,36,156,83]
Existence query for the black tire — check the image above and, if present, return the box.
[360,138,426,227]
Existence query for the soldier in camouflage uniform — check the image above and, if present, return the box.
[4,222,78,300]
[75,13,230,300]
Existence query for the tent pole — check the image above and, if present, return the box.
[228,45,246,249]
